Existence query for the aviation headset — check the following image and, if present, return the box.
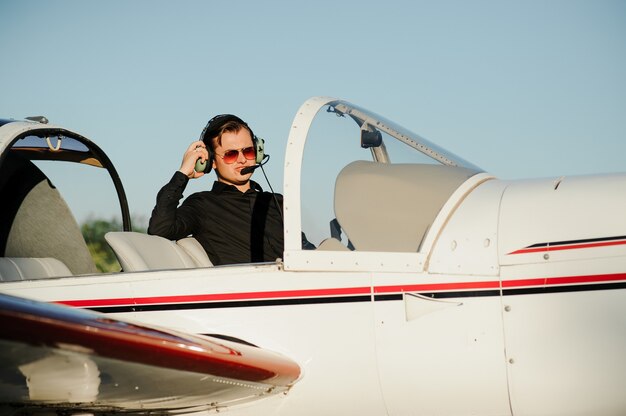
[197,114,265,174]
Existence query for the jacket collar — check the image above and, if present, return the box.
[211,180,263,194]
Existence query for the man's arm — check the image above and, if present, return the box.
[148,171,197,240]
[149,140,210,240]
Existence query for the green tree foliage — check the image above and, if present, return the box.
[80,216,147,273]
[81,218,122,273]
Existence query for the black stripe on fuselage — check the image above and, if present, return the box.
[502,281,626,296]
[88,295,373,313]
[86,282,625,313]
[526,235,626,249]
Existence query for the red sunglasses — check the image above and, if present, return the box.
[215,146,255,164]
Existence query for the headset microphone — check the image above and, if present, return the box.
[241,154,269,175]
[240,165,257,175]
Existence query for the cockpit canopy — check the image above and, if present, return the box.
[286,98,483,252]
[0,120,130,275]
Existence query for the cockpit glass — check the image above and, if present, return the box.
[330,102,480,169]
[300,101,482,247]
[2,129,128,272]
[12,134,90,153]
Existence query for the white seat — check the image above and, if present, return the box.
[176,237,214,267]
[104,232,212,272]
[334,161,478,252]
[0,257,72,281]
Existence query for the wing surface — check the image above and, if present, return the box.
[0,293,300,414]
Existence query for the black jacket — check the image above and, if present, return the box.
[148,172,286,265]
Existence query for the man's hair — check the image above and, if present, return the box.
[211,120,253,149]
[201,114,254,150]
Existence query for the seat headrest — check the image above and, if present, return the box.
[334,161,478,252]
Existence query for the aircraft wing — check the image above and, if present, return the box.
[0,293,301,414]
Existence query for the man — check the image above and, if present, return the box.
[148,114,311,266]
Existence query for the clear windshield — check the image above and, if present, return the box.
[330,101,481,169]
[10,133,100,166]
[299,100,482,247]
[1,126,132,273]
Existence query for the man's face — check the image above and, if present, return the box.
[212,128,255,189]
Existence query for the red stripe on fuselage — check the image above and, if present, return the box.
[509,239,626,255]
[373,280,500,294]
[59,286,372,308]
[55,273,626,309]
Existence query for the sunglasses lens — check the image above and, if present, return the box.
[220,147,256,164]
[242,146,256,160]
[222,150,239,164]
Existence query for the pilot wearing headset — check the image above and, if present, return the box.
[148,114,314,266]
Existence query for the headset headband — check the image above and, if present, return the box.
[200,114,255,145]
[197,114,263,174]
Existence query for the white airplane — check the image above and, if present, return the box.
[0,96,625,415]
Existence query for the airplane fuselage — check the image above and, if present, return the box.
[1,97,625,415]
[3,172,625,415]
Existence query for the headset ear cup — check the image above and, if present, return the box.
[255,136,265,164]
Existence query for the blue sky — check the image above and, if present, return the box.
[1,0,625,226]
